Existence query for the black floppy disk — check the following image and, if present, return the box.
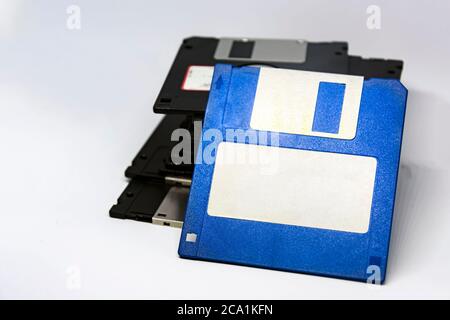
[154,37,403,115]
[110,36,404,227]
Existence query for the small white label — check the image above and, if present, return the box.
[181,65,214,91]
[250,68,364,140]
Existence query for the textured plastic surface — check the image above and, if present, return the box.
[154,37,403,114]
[110,37,405,227]
[178,64,408,282]
[110,115,193,224]
[124,115,195,181]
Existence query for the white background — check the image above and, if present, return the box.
[0,0,449,299]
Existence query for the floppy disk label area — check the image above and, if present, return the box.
[179,64,407,282]
[208,142,376,234]
[181,65,214,91]
[251,68,363,139]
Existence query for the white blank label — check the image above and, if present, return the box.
[207,142,377,233]
[250,68,363,139]
[181,65,214,91]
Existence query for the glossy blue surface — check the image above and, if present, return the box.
[179,64,408,283]
[312,81,346,134]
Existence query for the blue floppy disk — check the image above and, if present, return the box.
[178,64,407,283]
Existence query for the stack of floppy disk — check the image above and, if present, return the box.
[110,37,407,283]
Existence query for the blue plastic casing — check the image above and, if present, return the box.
[178,64,408,283]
